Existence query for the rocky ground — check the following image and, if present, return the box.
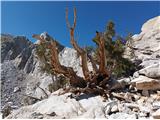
[1,16,160,119]
[6,89,160,119]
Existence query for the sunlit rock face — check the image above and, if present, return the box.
[128,16,160,94]
[132,16,160,61]
[59,47,93,77]
[124,16,160,91]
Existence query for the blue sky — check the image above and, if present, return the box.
[1,1,160,47]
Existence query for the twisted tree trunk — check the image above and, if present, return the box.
[33,8,112,97]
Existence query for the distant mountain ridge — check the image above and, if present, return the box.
[1,33,64,107]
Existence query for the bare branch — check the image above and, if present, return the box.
[32,34,86,88]
[70,37,89,79]
[70,31,90,81]
[50,40,86,87]
[73,8,77,29]
[22,94,42,101]
[37,85,49,98]
[65,8,77,29]
[65,8,71,29]
[96,33,106,73]
[95,32,110,79]
[66,7,90,81]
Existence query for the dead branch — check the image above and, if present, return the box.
[96,32,106,73]
[22,94,42,101]
[111,92,132,102]
[66,8,90,81]
[65,8,71,29]
[32,33,86,88]
[65,8,77,29]
[50,40,87,87]
[96,32,110,78]
[73,7,77,29]
[37,85,49,98]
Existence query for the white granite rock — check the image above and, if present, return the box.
[7,91,107,119]
[138,63,160,79]
[127,16,160,61]
[108,112,137,119]
[13,87,20,93]
[152,109,160,119]
[131,76,160,90]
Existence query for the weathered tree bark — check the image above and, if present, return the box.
[32,34,86,88]
[66,8,90,81]
[95,32,110,82]
[65,8,111,93]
